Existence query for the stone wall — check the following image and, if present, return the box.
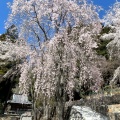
[65,94,120,120]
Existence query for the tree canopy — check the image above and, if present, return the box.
[2,0,120,119]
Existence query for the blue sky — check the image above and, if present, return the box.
[93,0,117,18]
[0,0,118,34]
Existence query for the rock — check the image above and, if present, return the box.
[115,113,120,120]
[69,106,108,120]
[107,104,120,120]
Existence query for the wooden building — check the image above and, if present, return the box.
[5,94,32,115]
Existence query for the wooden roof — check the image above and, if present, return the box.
[7,94,32,105]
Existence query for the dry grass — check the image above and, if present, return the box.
[85,86,120,100]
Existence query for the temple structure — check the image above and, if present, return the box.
[5,94,32,115]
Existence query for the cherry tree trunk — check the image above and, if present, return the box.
[55,80,65,120]
[57,100,64,120]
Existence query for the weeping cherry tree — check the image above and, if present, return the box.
[6,0,103,119]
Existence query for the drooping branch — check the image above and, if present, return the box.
[33,5,48,42]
